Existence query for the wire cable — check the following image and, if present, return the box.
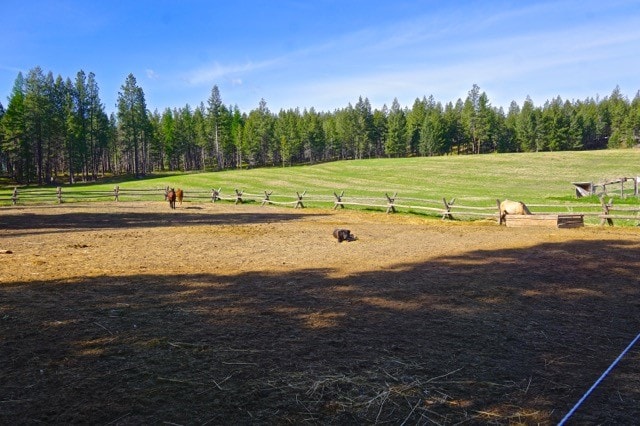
[558,332,640,425]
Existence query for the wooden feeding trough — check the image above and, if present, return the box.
[572,182,595,198]
[505,214,584,228]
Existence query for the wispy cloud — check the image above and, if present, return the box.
[0,64,25,74]
[183,59,281,86]
[30,0,634,114]
[146,69,159,80]
[267,1,640,110]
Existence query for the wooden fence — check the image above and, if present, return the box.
[572,177,640,198]
[598,197,640,226]
[2,186,639,226]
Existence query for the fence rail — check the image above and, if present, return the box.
[598,197,640,226]
[2,186,639,226]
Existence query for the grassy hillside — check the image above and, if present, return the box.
[99,149,640,200]
[2,149,640,209]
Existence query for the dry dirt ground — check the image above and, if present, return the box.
[1,201,640,425]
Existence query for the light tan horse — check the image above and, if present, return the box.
[498,199,532,225]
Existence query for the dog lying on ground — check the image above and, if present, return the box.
[333,228,356,242]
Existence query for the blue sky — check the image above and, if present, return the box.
[2,0,639,115]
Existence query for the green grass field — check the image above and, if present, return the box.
[2,150,640,222]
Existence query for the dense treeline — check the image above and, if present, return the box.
[1,67,640,184]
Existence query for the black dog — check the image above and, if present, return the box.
[333,228,355,242]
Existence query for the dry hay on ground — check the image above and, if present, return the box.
[1,202,640,425]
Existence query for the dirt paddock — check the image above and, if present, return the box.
[1,201,640,425]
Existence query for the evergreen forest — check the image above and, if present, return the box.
[1,67,639,184]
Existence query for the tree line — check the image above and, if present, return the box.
[1,67,639,184]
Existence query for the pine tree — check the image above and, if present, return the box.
[502,101,520,152]
[207,85,224,169]
[159,107,175,170]
[335,104,357,160]
[2,73,26,181]
[117,74,148,176]
[86,72,108,179]
[301,107,325,163]
[419,101,445,156]
[462,84,480,154]
[516,96,539,152]
[371,107,387,158]
[626,91,640,146]
[193,103,208,171]
[443,101,463,155]
[146,109,163,171]
[173,105,195,171]
[276,108,304,166]
[475,92,493,153]
[24,67,48,183]
[406,97,427,155]
[385,98,406,157]
[0,102,5,173]
[230,106,244,168]
[243,99,274,167]
[354,96,373,159]
[605,86,630,147]
[71,70,90,180]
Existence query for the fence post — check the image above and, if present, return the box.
[114,186,120,201]
[261,191,273,206]
[333,191,345,210]
[599,197,614,226]
[442,198,455,220]
[57,187,63,204]
[294,190,306,208]
[211,188,221,203]
[234,189,243,204]
[385,192,397,214]
[12,187,18,205]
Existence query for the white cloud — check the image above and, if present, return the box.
[183,59,279,86]
[146,69,159,80]
[148,0,640,112]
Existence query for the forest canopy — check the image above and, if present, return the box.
[1,67,639,184]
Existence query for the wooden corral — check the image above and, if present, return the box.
[505,214,584,228]
[573,177,640,198]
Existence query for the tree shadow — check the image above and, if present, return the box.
[1,239,639,424]
[0,210,323,237]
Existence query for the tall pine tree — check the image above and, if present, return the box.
[117,74,148,177]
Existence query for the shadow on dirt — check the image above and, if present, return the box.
[0,210,322,237]
[1,239,639,424]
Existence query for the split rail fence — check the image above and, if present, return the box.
[2,185,639,226]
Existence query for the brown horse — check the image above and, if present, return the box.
[176,188,184,206]
[499,199,532,225]
[167,188,177,209]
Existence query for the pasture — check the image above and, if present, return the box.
[1,201,640,424]
[4,149,640,208]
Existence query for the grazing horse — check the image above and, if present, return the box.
[333,228,355,242]
[176,188,184,206]
[499,199,532,225]
[167,188,177,209]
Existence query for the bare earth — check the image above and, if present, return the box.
[1,201,639,425]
